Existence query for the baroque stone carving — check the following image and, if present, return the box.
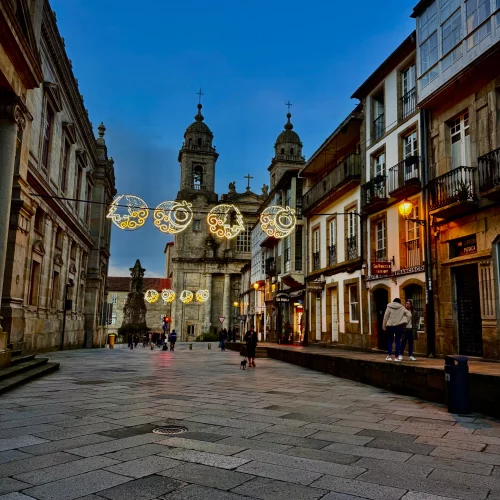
[54,254,64,267]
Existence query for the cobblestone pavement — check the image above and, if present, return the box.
[1,343,500,500]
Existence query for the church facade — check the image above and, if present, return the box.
[168,104,264,340]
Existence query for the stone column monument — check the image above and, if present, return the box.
[120,259,148,334]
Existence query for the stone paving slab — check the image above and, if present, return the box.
[0,492,39,499]
[98,475,185,500]
[252,432,330,449]
[0,452,32,466]
[17,434,113,456]
[231,477,327,500]
[158,484,253,499]
[0,479,30,496]
[217,437,292,454]
[236,461,322,485]
[0,452,79,478]
[158,437,246,456]
[158,448,250,469]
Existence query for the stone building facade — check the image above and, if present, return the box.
[412,0,500,359]
[169,104,264,341]
[0,0,116,353]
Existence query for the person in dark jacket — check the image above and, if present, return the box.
[220,329,228,351]
[244,325,258,367]
[401,299,418,361]
[169,330,177,351]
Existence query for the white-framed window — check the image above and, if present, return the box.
[466,0,491,33]
[406,204,421,267]
[402,65,416,95]
[236,224,252,252]
[420,31,438,74]
[442,9,462,54]
[347,210,357,239]
[284,236,291,273]
[451,112,470,169]
[328,219,336,248]
[313,228,320,253]
[111,313,117,325]
[404,131,418,159]
[285,186,292,207]
[193,220,201,231]
[419,1,437,42]
[348,284,360,323]
[376,220,387,261]
[111,294,117,304]
[374,152,385,179]
[441,0,461,21]
[467,19,491,49]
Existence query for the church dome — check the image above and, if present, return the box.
[185,104,213,138]
[275,113,302,146]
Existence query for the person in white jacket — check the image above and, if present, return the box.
[382,298,412,362]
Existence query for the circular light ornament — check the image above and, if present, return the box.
[107,194,149,231]
[161,289,176,303]
[207,204,245,239]
[153,200,193,234]
[195,290,210,303]
[145,289,159,304]
[260,205,297,238]
[180,290,194,304]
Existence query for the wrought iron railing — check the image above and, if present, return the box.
[313,251,320,271]
[361,175,387,207]
[387,156,420,194]
[346,236,357,261]
[401,88,416,119]
[328,245,337,267]
[428,166,477,211]
[374,249,387,262]
[405,238,422,267]
[302,153,361,213]
[193,184,206,191]
[373,114,385,141]
[478,146,500,194]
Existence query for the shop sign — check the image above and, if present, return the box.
[275,293,289,303]
[307,282,324,293]
[451,235,477,258]
[366,265,425,281]
[371,262,391,275]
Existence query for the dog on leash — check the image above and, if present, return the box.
[240,358,247,370]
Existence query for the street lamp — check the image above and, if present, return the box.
[399,199,426,226]
[233,301,239,341]
[60,279,74,350]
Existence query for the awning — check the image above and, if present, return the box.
[289,289,305,298]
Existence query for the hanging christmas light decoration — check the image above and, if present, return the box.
[153,200,193,234]
[260,205,297,238]
[145,289,159,303]
[207,204,245,239]
[195,290,210,303]
[107,194,149,231]
[180,290,194,304]
[161,289,176,303]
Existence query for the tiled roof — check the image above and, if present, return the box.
[108,277,171,292]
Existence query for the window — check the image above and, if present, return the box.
[406,205,422,267]
[290,148,294,155]
[403,131,419,181]
[467,19,491,49]
[375,220,387,261]
[442,9,462,54]
[404,284,424,331]
[86,183,92,224]
[372,93,385,141]
[441,0,461,20]
[111,313,117,325]
[295,178,303,219]
[328,218,337,266]
[41,104,54,171]
[61,139,70,192]
[280,148,284,154]
[162,298,168,305]
[419,1,437,42]
[348,284,360,323]
[402,65,416,95]
[285,186,292,207]
[295,226,303,271]
[450,112,470,168]
[111,294,118,304]
[347,209,358,260]
[34,208,45,234]
[261,251,266,274]
[401,65,416,119]
[313,228,320,270]
[197,138,202,146]
[373,152,386,198]
[51,271,60,309]
[75,164,83,214]
[442,46,462,71]
[466,0,491,33]
[193,165,203,189]
[193,219,201,231]
[420,32,438,74]
[236,224,251,252]
[29,260,41,306]
[284,236,291,273]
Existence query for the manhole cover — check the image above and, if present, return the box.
[152,426,188,435]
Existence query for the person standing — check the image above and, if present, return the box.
[244,325,258,367]
[401,299,418,361]
[169,330,177,351]
[382,298,411,362]
[220,328,228,351]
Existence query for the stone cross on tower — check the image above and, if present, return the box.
[285,100,292,112]
[197,88,204,105]
[245,173,253,192]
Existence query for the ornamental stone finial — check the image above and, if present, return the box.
[98,122,106,138]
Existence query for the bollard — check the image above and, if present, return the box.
[108,334,115,349]
[208,343,211,349]
[189,343,192,350]
[445,355,470,414]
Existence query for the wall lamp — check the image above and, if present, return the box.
[398,199,426,226]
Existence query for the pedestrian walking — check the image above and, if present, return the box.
[133,334,139,348]
[128,333,133,349]
[220,328,228,351]
[382,298,411,362]
[401,299,418,361]
[169,330,177,351]
[244,325,258,367]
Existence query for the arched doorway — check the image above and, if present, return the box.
[373,287,389,350]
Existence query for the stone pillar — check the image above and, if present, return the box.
[223,273,231,331]
[204,273,212,332]
[0,97,26,333]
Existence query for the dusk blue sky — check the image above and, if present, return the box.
[50,0,416,277]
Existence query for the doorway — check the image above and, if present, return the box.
[315,294,321,341]
[331,289,339,342]
[454,264,483,357]
[373,288,389,350]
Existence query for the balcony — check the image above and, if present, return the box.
[405,239,423,267]
[265,257,276,276]
[346,236,357,261]
[373,249,387,262]
[428,166,478,219]
[387,156,421,199]
[373,114,385,141]
[328,245,337,267]
[361,175,388,214]
[478,146,500,200]
[313,251,320,271]
[401,88,416,120]
[302,153,361,213]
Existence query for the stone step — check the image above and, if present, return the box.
[11,353,36,366]
[0,361,60,395]
[0,357,49,382]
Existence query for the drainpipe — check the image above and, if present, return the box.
[303,217,309,346]
[421,109,436,357]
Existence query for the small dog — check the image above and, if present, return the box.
[240,358,247,370]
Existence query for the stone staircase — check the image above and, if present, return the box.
[0,352,60,395]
